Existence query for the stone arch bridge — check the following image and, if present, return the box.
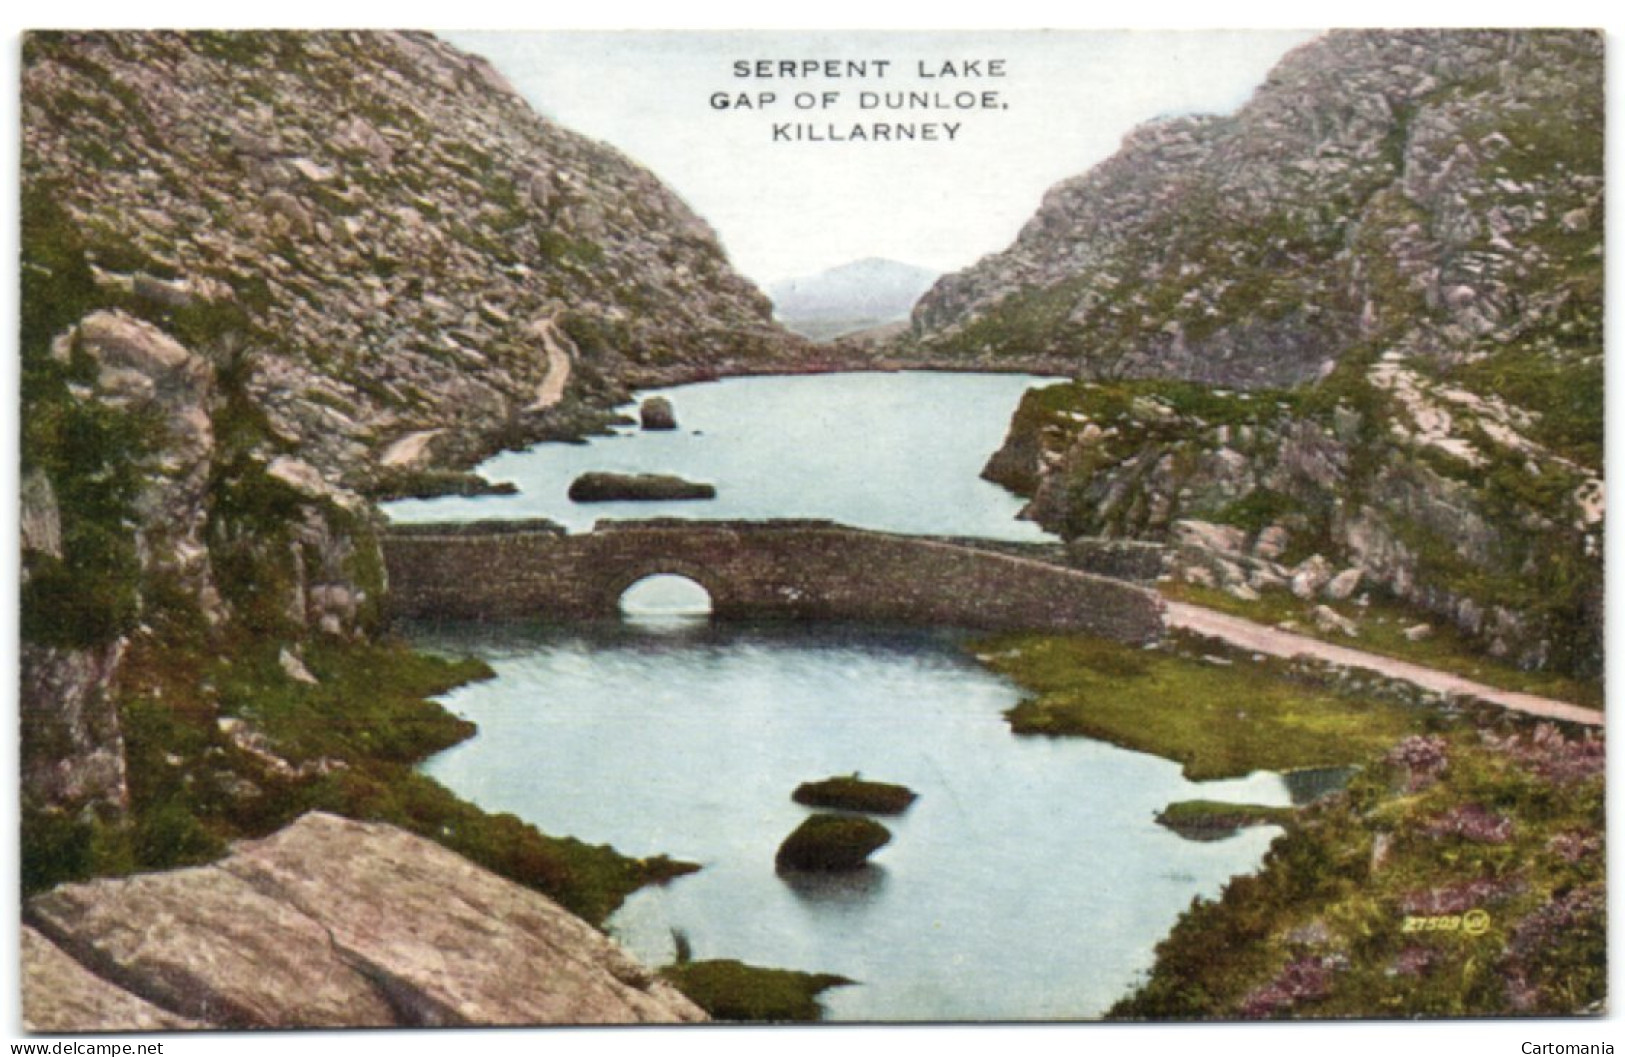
[381,519,1164,643]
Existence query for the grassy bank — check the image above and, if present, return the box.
[23,633,694,926]
[967,627,1603,1018]
[661,960,854,1022]
[974,632,1431,781]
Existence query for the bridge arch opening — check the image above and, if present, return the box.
[618,573,713,626]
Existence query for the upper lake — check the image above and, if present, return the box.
[383,371,1059,540]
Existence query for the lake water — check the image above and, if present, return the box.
[393,373,1294,1021]
[383,371,1057,540]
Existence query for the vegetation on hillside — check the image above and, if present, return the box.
[19,175,692,927]
[1113,722,1604,1018]
[971,630,1604,1018]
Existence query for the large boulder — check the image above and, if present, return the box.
[1290,555,1335,600]
[1171,519,1248,556]
[20,927,201,1032]
[26,854,399,1028]
[1323,567,1364,601]
[23,812,706,1029]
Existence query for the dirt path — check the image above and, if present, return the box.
[1164,601,1604,728]
[526,318,574,411]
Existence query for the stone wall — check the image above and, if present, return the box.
[381,519,1165,643]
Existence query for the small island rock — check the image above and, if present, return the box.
[640,397,678,430]
[775,814,891,873]
[567,472,716,502]
[792,775,917,815]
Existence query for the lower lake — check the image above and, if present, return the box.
[415,617,1293,1021]
[393,372,1294,1020]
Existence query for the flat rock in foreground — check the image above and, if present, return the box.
[26,856,398,1028]
[23,812,705,1030]
[21,926,202,1033]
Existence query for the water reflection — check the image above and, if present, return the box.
[780,865,890,904]
[621,574,714,617]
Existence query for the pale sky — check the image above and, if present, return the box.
[447,30,1322,285]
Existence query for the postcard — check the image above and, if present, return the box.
[14,25,1607,1037]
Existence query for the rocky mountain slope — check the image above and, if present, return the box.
[917,30,1603,676]
[18,30,805,1010]
[769,257,940,341]
[24,31,807,486]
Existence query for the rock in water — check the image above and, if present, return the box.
[568,472,716,502]
[792,775,918,815]
[1153,800,1296,843]
[640,397,678,430]
[775,814,892,872]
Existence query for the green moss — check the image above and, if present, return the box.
[661,960,854,1022]
[20,181,99,364]
[537,229,605,268]
[109,633,696,926]
[217,640,485,764]
[792,775,917,815]
[202,343,315,638]
[775,815,893,872]
[184,30,274,68]
[20,806,99,895]
[978,633,1428,781]
[1455,345,1601,471]
[19,184,155,649]
[1211,489,1305,536]
[559,311,633,360]
[21,545,142,649]
[301,764,696,926]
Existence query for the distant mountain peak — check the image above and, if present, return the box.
[769,258,940,341]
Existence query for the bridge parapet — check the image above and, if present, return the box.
[381,519,1164,643]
